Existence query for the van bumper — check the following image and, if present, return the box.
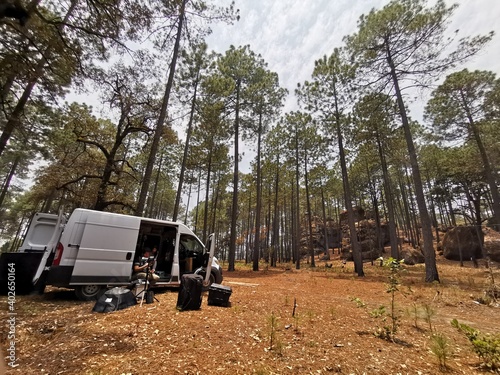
[0,252,44,295]
[47,266,73,287]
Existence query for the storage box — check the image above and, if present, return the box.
[208,283,232,307]
[133,279,148,297]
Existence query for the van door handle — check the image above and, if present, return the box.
[126,252,132,260]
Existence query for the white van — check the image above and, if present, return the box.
[15,208,223,300]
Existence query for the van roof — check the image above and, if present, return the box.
[73,208,194,234]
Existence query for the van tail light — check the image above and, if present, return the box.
[52,242,64,266]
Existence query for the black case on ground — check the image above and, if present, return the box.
[92,287,136,313]
[176,274,203,311]
[208,283,232,307]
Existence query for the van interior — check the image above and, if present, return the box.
[135,222,206,282]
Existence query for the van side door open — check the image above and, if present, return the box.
[193,233,216,288]
[203,233,216,287]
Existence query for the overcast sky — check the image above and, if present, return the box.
[204,0,500,171]
[206,0,500,110]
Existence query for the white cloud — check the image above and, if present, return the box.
[207,0,500,104]
[206,0,500,171]
[206,0,389,105]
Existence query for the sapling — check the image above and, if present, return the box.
[268,312,278,350]
[406,303,420,329]
[422,303,436,333]
[429,332,452,370]
[371,258,405,340]
[384,257,404,338]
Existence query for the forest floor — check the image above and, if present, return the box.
[2,243,500,375]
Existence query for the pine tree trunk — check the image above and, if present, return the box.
[462,94,500,230]
[271,153,280,266]
[193,170,202,233]
[202,150,213,243]
[173,76,199,221]
[376,133,399,259]
[332,87,363,276]
[294,126,301,270]
[304,152,315,267]
[386,46,439,283]
[0,156,19,210]
[253,116,263,271]
[136,0,186,216]
[228,80,241,272]
[320,187,329,258]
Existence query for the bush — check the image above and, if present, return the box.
[451,319,500,370]
[429,333,452,369]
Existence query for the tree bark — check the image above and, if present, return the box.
[332,82,363,276]
[173,75,199,221]
[304,152,315,267]
[228,79,241,271]
[0,155,19,210]
[253,114,263,271]
[376,132,399,259]
[461,90,500,231]
[386,44,439,282]
[294,125,301,270]
[202,147,212,244]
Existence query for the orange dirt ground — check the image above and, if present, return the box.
[1,253,500,375]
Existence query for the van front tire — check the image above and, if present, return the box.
[75,285,105,301]
[195,268,222,292]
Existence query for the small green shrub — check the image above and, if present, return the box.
[268,312,279,351]
[350,297,366,308]
[422,303,436,333]
[405,303,436,332]
[451,319,500,370]
[370,305,386,318]
[429,333,453,369]
[405,303,420,329]
[374,326,393,341]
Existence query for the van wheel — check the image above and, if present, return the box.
[75,285,105,301]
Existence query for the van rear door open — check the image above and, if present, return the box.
[70,213,140,285]
[32,210,66,288]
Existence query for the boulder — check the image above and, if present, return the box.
[483,227,500,262]
[400,247,425,265]
[339,206,365,224]
[442,226,483,261]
